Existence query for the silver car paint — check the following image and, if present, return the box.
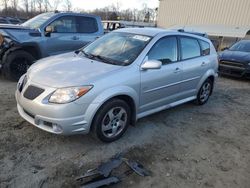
[16,28,218,135]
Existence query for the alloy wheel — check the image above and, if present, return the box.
[101,107,128,138]
[200,82,211,103]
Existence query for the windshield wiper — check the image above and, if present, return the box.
[91,54,118,65]
[79,50,124,65]
[77,50,92,58]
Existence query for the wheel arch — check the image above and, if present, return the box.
[197,69,217,95]
[2,43,42,64]
[18,42,42,60]
[84,87,139,132]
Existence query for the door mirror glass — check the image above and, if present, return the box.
[45,25,53,33]
[141,60,162,70]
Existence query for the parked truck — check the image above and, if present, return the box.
[0,11,104,81]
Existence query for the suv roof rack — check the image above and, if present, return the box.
[177,29,208,38]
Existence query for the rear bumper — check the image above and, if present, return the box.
[218,64,250,78]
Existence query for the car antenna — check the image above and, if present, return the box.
[182,14,191,31]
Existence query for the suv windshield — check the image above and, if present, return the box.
[22,12,55,29]
[229,41,250,53]
[82,32,151,65]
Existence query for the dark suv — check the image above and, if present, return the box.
[0,12,104,80]
[0,17,22,25]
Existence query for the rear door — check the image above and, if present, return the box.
[76,16,101,46]
[140,36,183,113]
[178,36,210,98]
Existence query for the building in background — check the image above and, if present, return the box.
[157,0,250,50]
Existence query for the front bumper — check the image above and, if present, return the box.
[218,61,250,79]
[15,78,98,135]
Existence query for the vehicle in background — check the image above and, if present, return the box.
[16,28,218,142]
[0,16,22,24]
[0,11,104,81]
[218,40,250,78]
[19,18,28,23]
[102,20,156,33]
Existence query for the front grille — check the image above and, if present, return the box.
[220,61,244,68]
[23,85,44,100]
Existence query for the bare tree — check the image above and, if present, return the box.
[51,0,60,10]
[63,0,72,11]
[36,0,43,12]
[30,0,36,12]
[43,0,50,11]
[1,0,10,10]
[23,0,29,13]
[10,0,18,9]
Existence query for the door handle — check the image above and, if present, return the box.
[174,67,181,73]
[72,36,79,40]
[201,62,206,66]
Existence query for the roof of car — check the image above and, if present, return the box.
[115,27,211,42]
[115,27,171,37]
[51,11,100,19]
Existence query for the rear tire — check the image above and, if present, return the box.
[196,79,213,105]
[2,50,35,81]
[91,99,131,142]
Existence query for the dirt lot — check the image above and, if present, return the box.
[0,76,250,188]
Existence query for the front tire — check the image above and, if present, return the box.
[2,50,35,81]
[91,99,131,142]
[196,79,213,105]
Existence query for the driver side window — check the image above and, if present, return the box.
[48,16,77,33]
[148,36,178,64]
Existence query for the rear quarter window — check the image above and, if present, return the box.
[180,37,201,60]
[199,40,210,56]
[77,17,98,33]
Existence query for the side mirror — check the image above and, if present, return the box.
[45,25,53,33]
[141,60,162,70]
[45,26,53,36]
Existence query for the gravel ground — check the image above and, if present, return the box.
[0,76,250,188]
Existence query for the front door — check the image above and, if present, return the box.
[140,36,183,113]
[45,16,83,56]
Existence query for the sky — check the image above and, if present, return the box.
[70,0,159,11]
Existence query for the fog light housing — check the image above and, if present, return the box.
[52,123,63,133]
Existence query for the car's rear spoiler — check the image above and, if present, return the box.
[177,29,209,38]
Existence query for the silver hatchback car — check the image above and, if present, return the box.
[16,28,218,142]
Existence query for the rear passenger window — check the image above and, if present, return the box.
[148,37,177,64]
[180,37,201,60]
[77,17,98,33]
[199,40,210,56]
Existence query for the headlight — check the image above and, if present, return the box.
[49,86,93,104]
[248,63,250,66]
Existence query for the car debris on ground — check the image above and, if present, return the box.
[76,154,151,188]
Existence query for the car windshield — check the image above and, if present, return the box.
[22,12,55,29]
[82,32,151,65]
[229,41,250,53]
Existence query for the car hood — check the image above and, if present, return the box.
[0,24,30,30]
[28,52,122,88]
[219,50,250,64]
[0,24,38,42]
